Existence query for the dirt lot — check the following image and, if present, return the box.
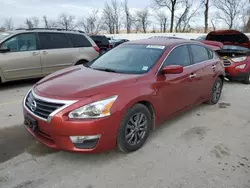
[0,79,250,188]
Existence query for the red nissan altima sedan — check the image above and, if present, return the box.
[23,38,225,153]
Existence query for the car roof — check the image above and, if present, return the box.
[90,35,107,37]
[125,38,201,46]
[4,29,86,35]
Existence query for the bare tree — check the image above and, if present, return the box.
[245,17,250,32]
[213,0,243,29]
[58,13,76,30]
[79,10,103,34]
[175,0,201,32]
[153,0,182,32]
[103,2,115,34]
[32,17,39,28]
[156,11,168,32]
[102,0,121,34]
[203,0,209,33]
[136,8,151,33]
[210,18,216,30]
[25,18,34,29]
[49,21,58,28]
[43,16,49,28]
[112,0,121,34]
[3,18,14,30]
[123,0,133,33]
[24,17,39,29]
[43,16,58,28]
[243,4,250,32]
[133,19,142,33]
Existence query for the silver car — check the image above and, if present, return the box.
[0,29,99,83]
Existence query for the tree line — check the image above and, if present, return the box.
[1,0,250,34]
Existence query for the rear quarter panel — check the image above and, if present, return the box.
[77,47,99,63]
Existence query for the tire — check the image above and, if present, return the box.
[75,60,88,66]
[225,76,233,81]
[206,77,223,105]
[100,49,106,55]
[117,104,152,153]
[242,73,250,84]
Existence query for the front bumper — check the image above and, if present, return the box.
[225,67,249,80]
[23,108,121,153]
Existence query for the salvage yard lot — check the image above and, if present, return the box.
[0,80,250,188]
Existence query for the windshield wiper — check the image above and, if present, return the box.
[93,68,117,73]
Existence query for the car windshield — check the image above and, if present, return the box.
[223,45,249,51]
[0,32,11,40]
[89,44,165,74]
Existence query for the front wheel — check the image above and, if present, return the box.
[117,104,152,153]
[206,77,223,105]
[242,73,250,84]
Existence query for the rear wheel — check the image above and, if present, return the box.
[117,104,152,153]
[100,49,106,55]
[242,73,250,84]
[206,77,223,105]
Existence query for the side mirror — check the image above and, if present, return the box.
[162,65,184,74]
[0,47,10,53]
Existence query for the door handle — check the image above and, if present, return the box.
[42,51,48,55]
[212,65,216,69]
[189,73,196,78]
[32,52,39,56]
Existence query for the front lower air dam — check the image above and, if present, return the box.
[70,135,101,149]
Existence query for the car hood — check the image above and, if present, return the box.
[34,66,140,98]
[206,30,250,49]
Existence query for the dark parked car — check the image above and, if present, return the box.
[23,38,225,154]
[90,35,111,54]
[110,39,129,48]
[206,30,250,84]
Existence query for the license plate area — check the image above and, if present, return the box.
[24,114,38,132]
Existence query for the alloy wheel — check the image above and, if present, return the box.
[125,113,148,146]
[212,80,222,102]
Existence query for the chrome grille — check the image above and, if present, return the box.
[25,92,65,120]
[223,58,232,67]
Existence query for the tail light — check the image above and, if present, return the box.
[93,46,100,53]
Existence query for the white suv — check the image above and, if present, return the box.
[0,29,99,83]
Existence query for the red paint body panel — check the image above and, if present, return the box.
[23,39,225,153]
[201,40,224,51]
[225,56,250,76]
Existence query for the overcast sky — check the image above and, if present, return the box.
[0,0,231,30]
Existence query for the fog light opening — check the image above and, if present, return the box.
[70,135,101,144]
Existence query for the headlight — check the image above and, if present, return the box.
[235,64,246,69]
[68,96,118,119]
[231,56,247,62]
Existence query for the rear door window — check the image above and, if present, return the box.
[91,36,109,45]
[38,33,71,50]
[67,34,92,47]
[163,45,191,67]
[190,45,210,64]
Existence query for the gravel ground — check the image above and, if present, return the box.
[0,79,250,188]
